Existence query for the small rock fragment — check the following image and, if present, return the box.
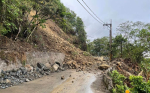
[5,79,11,84]
[61,76,64,80]
[25,79,30,82]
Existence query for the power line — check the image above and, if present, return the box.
[77,0,103,25]
[82,0,104,24]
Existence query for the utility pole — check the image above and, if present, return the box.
[103,20,112,61]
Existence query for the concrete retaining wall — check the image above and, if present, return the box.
[103,65,116,91]
[0,51,65,72]
[26,51,65,66]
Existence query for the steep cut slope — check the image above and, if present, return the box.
[0,11,97,71]
[32,18,95,70]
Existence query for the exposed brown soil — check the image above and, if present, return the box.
[0,11,99,70]
[32,19,96,69]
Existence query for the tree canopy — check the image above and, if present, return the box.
[0,0,87,51]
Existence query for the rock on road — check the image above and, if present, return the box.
[0,70,109,93]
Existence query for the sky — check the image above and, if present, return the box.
[60,0,150,41]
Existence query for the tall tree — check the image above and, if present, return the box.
[116,21,150,63]
[76,17,87,50]
[113,35,127,57]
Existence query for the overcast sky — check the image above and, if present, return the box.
[60,0,150,41]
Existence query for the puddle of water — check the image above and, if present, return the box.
[85,75,96,93]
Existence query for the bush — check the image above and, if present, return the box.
[110,70,127,93]
[129,75,150,93]
[110,70,150,93]
[141,58,150,81]
[83,51,91,56]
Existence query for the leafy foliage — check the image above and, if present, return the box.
[0,0,87,51]
[110,70,127,93]
[75,17,87,50]
[116,21,150,63]
[129,75,150,93]
[87,37,109,56]
[141,58,150,81]
[112,35,127,58]
[0,0,28,35]
[110,70,150,93]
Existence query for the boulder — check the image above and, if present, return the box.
[5,79,11,84]
[45,72,49,75]
[116,62,121,67]
[61,76,64,80]
[0,78,4,84]
[66,60,78,69]
[37,63,45,69]
[37,63,50,71]
[98,64,110,70]
[20,67,27,75]
[10,72,17,76]
[1,84,6,89]
[58,67,65,71]
[62,64,69,70]
[86,62,93,66]
[45,63,51,68]
[16,70,22,76]
[40,71,45,75]
[25,64,33,72]
[55,62,61,66]
[53,63,59,71]
[43,67,50,71]
[25,79,30,82]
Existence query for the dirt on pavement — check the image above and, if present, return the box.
[0,70,109,93]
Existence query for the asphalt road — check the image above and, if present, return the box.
[0,70,109,93]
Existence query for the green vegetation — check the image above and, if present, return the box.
[83,51,91,56]
[111,70,127,93]
[71,51,78,56]
[22,60,26,67]
[116,21,150,63]
[88,21,150,63]
[87,37,109,56]
[0,51,5,60]
[0,0,87,51]
[88,21,150,92]
[111,70,150,93]
[141,58,150,81]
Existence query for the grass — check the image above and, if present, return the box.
[0,51,5,60]
[83,51,91,56]
[22,60,26,67]
[72,51,78,56]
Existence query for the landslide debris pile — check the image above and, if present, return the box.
[103,58,142,91]
[0,19,96,71]
[31,19,96,70]
[0,62,65,89]
[112,58,141,77]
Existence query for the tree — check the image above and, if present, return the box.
[76,17,87,51]
[113,35,127,57]
[116,21,150,63]
[0,0,26,35]
[0,0,88,51]
[90,37,109,56]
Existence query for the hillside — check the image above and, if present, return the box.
[0,10,97,71]
[32,17,96,69]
